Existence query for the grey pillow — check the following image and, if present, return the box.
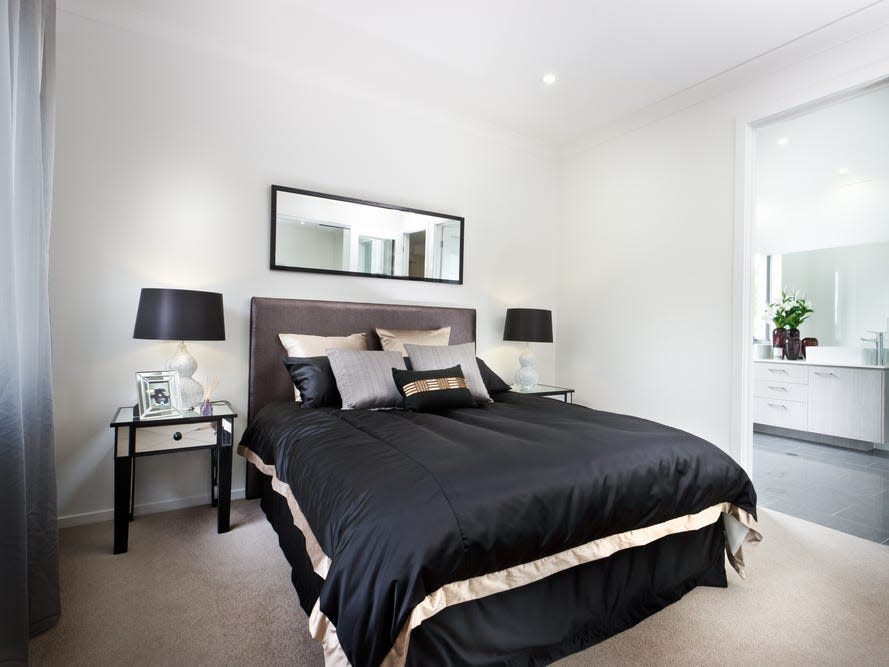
[404,342,492,403]
[326,349,407,410]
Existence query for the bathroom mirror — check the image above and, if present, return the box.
[758,243,889,346]
[270,185,464,284]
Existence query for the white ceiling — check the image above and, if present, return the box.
[63,0,889,147]
[755,83,889,255]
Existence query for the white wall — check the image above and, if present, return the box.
[51,10,560,524]
[560,24,889,453]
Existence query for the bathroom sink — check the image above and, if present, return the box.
[805,346,888,366]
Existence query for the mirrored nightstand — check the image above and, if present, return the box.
[109,401,237,554]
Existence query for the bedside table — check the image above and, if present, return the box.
[109,401,237,554]
[510,384,575,403]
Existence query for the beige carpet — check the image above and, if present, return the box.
[30,502,889,666]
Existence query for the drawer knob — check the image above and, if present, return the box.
[172,431,182,441]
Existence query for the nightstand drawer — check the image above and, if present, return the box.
[116,423,218,455]
[753,396,808,430]
[753,379,808,403]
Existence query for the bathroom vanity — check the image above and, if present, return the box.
[754,358,889,450]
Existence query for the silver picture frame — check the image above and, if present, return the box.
[136,370,182,419]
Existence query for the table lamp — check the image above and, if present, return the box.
[503,308,553,390]
[133,288,225,411]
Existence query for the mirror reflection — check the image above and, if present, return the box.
[271,186,463,283]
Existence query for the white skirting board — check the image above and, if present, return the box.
[57,488,246,529]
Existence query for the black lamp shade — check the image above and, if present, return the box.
[133,288,225,341]
[503,308,553,343]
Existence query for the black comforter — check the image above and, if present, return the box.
[240,393,756,667]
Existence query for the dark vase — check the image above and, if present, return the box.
[784,329,802,361]
[801,337,818,359]
[772,327,788,355]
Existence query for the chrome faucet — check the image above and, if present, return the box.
[861,331,886,366]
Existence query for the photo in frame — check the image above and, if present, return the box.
[136,370,182,419]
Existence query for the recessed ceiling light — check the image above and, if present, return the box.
[837,167,850,175]
[776,137,789,146]
[542,73,556,86]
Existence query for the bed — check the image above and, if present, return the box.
[239,297,760,667]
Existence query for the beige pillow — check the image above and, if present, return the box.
[278,332,368,401]
[376,327,451,357]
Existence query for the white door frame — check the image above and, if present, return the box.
[730,65,889,474]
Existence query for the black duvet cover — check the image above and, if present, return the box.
[239,393,757,667]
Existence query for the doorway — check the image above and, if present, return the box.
[741,81,889,544]
[405,230,426,278]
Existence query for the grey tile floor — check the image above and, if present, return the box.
[753,432,889,545]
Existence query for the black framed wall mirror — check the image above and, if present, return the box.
[270,185,464,284]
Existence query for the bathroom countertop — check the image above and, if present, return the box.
[754,357,888,371]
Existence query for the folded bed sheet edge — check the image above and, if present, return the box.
[237,444,762,667]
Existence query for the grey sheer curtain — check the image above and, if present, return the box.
[0,1,60,664]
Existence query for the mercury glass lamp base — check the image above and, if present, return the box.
[167,341,205,411]
[514,346,539,390]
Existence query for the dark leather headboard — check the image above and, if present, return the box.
[245,297,476,497]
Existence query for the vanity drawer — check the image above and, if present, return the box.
[753,379,808,403]
[116,423,218,455]
[753,396,808,430]
[754,362,808,384]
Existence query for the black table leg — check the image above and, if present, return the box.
[210,447,219,507]
[113,454,131,554]
[129,457,136,521]
[217,444,232,534]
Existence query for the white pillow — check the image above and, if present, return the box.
[404,342,492,403]
[326,349,406,410]
[278,332,368,401]
[376,327,451,357]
